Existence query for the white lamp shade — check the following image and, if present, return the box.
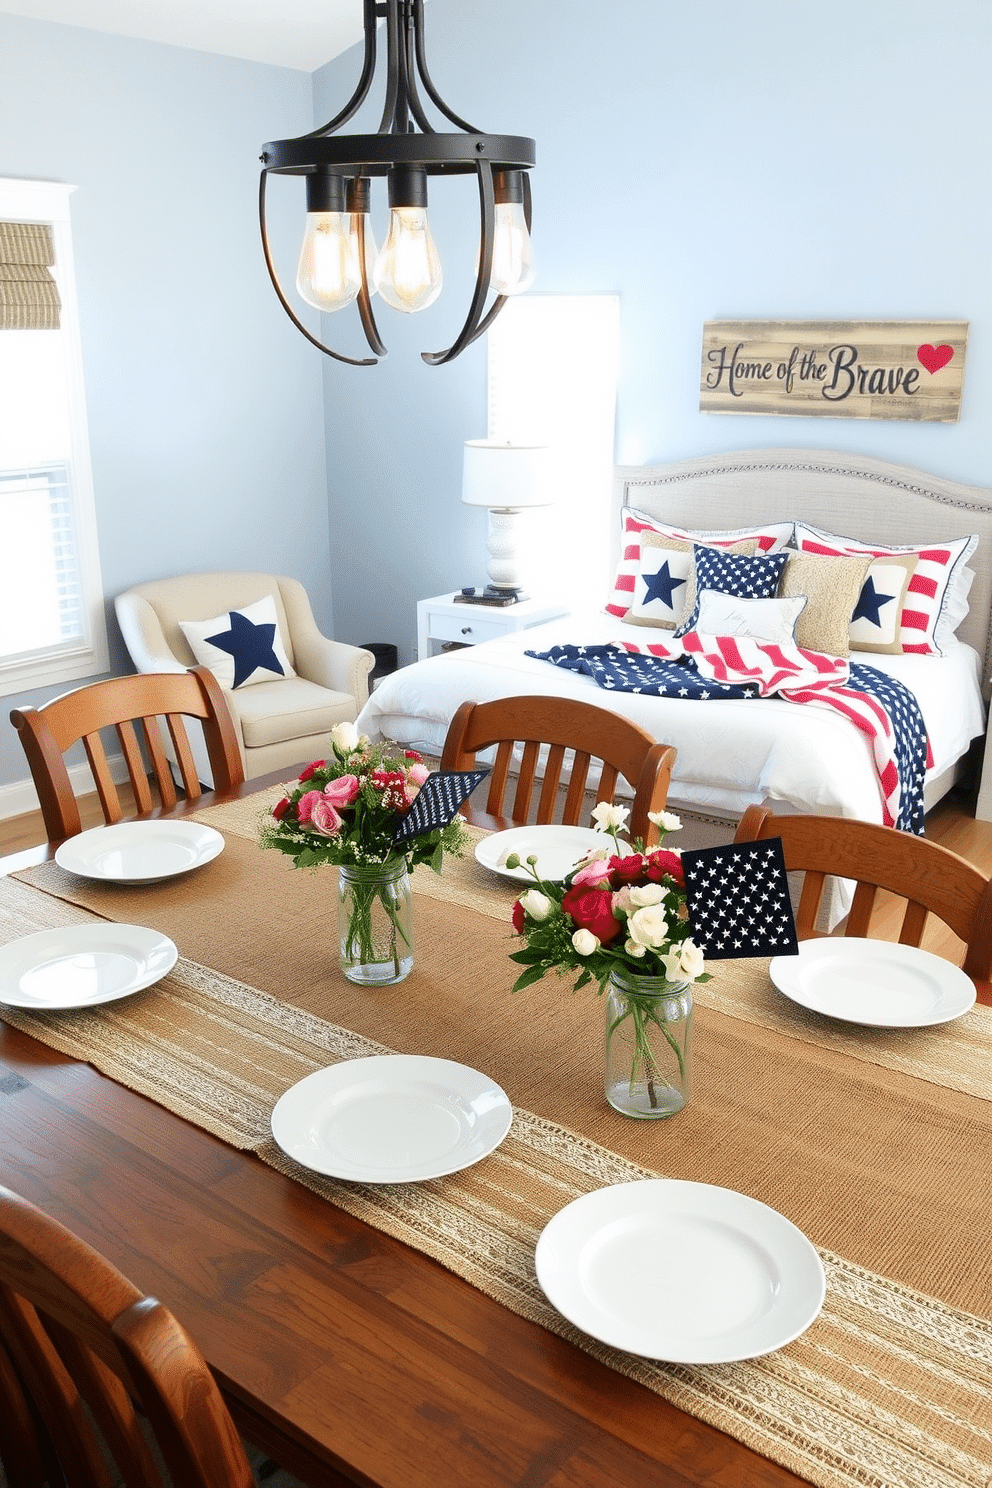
[461,440,554,510]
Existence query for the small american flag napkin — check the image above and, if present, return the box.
[681,838,799,959]
[391,770,489,845]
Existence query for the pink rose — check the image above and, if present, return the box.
[296,789,323,824]
[570,857,614,889]
[406,762,430,786]
[310,799,343,836]
[323,774,360,808]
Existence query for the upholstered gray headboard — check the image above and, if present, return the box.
[612,448,992,694]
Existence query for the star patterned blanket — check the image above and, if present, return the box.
[527,634,933,834]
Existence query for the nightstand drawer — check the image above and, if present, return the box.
[426,609,508,645]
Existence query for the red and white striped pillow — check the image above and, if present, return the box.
[792,522,978,656]
[606,510,793,618]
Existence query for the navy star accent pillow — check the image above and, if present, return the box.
[851,574,894,628]
[643,559,686,610]
[674,547,789,638]
[206,610,285,689]
[179,594,297,691]
[681,838,799,959]
[392,770,489,845]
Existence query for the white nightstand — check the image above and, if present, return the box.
[417,593,569,659]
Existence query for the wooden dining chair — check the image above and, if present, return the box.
[440,695,676,847]
[10,667,244,844]
[734,804,992,985]
[0,1183,254,1488]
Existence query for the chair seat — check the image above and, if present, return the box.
[228,677,356,750]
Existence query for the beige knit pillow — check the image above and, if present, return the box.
[780,551,872,657]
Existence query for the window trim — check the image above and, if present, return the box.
[0,177,107,697]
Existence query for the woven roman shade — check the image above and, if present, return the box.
[0,221,61,329]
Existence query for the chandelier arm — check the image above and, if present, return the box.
[421,161,498,367]
[402,2,436,134]
[303,0,378,140]
[378,0,404,134]
[355,216,388,357]
[411,0,480,133]
[258,170,380,367]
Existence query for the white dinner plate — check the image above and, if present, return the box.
[475,825,634,884]
[270,1054,513,1183]
[535,1179,825,1364]
[769,937,975,1028]
[0,924,178,1009]
[55,820,225,883]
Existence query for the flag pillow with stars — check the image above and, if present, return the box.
[848,555,918,655]
[392,770,489,845]
[673,546,789,638]
[681,838,799,959]
[179,595,297,690]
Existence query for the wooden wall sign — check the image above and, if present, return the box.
[699,320,967,422]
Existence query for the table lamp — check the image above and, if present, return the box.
[461,440,554,603]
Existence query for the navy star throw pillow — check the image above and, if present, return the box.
[206,610,285,689]
[674,546,789,638]
[179,595,297,691]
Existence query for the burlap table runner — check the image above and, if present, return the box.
[6,831,992,1488]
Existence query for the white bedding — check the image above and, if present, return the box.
[356,607,986,824]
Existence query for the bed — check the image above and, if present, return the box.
[357,449,992,834]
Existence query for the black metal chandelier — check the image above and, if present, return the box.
[259,0,536,367]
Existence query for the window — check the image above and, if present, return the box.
[0,178,107,694]
[486,294,621,605]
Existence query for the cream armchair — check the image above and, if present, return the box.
[115,572,374,781]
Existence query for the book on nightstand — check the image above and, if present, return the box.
[453,587,521,607]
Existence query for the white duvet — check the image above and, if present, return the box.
[356,608,986,824]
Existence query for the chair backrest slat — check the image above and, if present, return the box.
[440,696,676,845]
[512,740,541,821]
[117,719,155,816]
[561,750,593,826]
[82,732,123,826]
[166,714,204,801]
[899,899,929,947]
[485,741,514,818]
[142,716,178,812]
[536,743,567,822]
[845,880,878,938]
[10,668,243,845]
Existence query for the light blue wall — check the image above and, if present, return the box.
[0,14,326,786]
[314,0,992,662]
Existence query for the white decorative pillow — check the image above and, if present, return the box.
[792,522,978,655]
[693,590,807,646]
[179,595,296,690]
[606,509,793,618]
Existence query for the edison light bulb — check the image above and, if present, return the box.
[296,212,361,312]
[491,199,535,295]
[488,169,535,295]
[373,166,442,313]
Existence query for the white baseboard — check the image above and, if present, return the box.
[0,755,129,822]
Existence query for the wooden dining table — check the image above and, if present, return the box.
[1,769,991,1488]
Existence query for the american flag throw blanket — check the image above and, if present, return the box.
[527,634,932,834]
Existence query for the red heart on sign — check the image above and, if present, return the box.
[917,343,954,374]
